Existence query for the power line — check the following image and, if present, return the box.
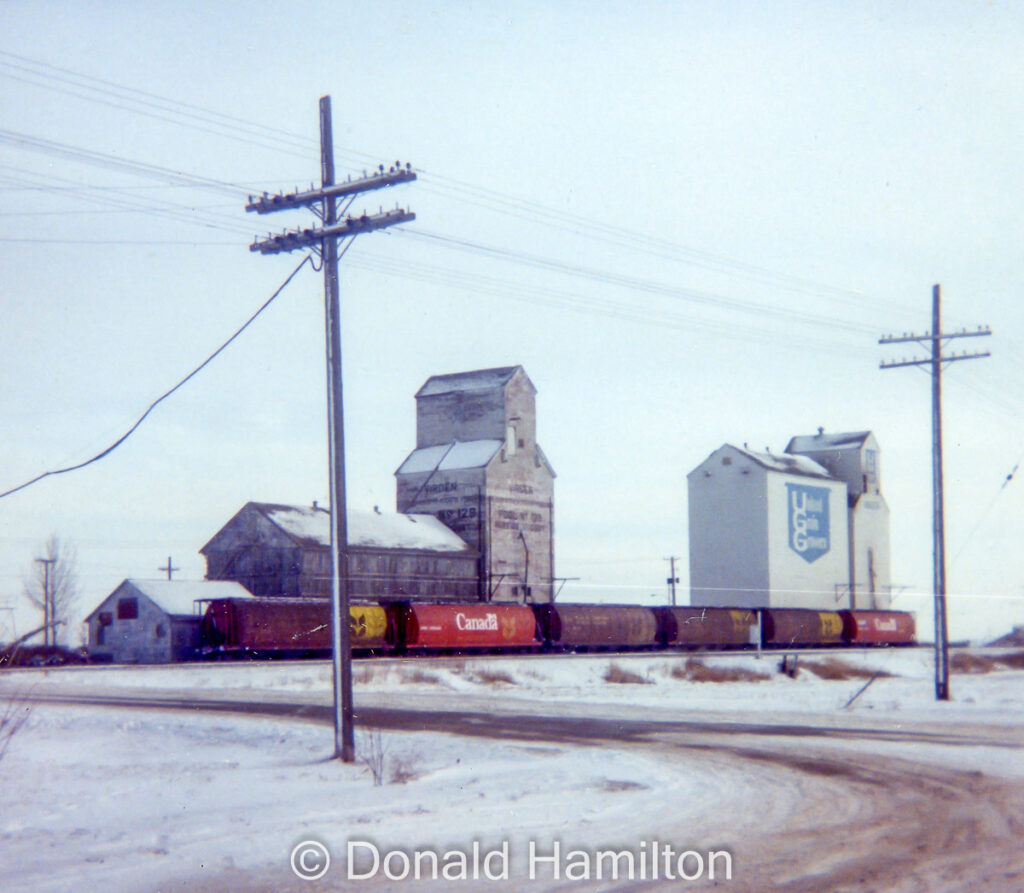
[0,168,252,238]
[0,49,924,317]
[0,50,316,155]
[0,134,909,344]
[0,165,245,218]
[0,253,311,500]
[347,250,875,356]
[0,50,931,326]
[0,204,236,217]
[0,157,890,343]
[0,128,254,197]
[0,238,239,245]
[951,456,1022,566]
[394,227,879,335]
[0,49,383,172]
[0,165,254,235]
[0,67,315,159]
[0,58,1014,401]
[418,172,888,306]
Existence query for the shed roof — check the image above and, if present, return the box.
[416,365,528,398]
[396,439,503,475]
[88,579,252,620]
[786,431,872,453]
[225,502,473,553]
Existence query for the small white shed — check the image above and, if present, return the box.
[85,579,252,664]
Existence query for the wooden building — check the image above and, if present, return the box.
[201,501,479,600]
[395,365,556,603]
[85,578,251,664]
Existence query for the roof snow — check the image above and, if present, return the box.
[120,580,252,617]
[731,445,833,479]
[786,431,872,452]
[396,439,503,475]
[259,503,472,553]
[416,366,522,398]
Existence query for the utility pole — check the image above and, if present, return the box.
[665,556,680,606]
[158,557,179,581]
[880,284,991,701]
[35,557,55,647]
[246,95,415,762]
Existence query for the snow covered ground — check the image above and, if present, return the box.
[17,645,1024,726]
[1,647,1023,892]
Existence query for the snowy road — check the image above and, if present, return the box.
[16,682,1023,749]
[3,651,1024,891]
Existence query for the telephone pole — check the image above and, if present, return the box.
[35,557,55,647]
[158,557,179,581]
[665,556,680,606]
[246,96,415,762]
[880,284,991,701]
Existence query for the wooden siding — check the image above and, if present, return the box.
[205,543,479,601]
[86,583,200,663]
[398,366,555,603]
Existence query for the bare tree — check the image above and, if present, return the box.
[23,535,78,646]
[357,727,388,786]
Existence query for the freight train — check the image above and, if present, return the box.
[198,597,916,659]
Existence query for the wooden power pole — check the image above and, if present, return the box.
[665,556,680,606]
[880,284,991,701]
[35,557,55,647]
[246,96,415,761]
[158,557,179,580]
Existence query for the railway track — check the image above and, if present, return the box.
[0,644,929,676]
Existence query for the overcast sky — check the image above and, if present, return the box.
[2,1,1023,644]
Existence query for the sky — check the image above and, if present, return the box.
[2,1,1024,644]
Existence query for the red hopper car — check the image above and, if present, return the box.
[397,603,540,651]
[840,610,916,645]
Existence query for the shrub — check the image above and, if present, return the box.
[473,670,517,686]
[352,666,378,684]
[604,663,652,685]
[995,650,1024,670]
[801,658,891,681]
[951,653,995,674]
[671,659,769,683]
[389,754,422,784]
